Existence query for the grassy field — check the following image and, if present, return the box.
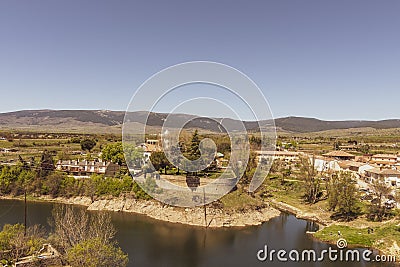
[220,188,263,210]
[314,222,400,251]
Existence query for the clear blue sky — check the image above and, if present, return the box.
[0,0,399,120]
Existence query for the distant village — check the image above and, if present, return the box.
[258,150,400,188]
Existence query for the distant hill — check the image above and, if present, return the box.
[272,116,400,133]
[0,110,400,133]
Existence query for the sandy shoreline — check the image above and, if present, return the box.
[0,195,281,228]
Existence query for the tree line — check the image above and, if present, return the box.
[0,149,151,200]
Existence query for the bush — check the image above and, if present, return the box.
[66,238,128,267]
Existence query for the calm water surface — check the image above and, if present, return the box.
[0,199,393,267]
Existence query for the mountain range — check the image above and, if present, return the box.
[1,109,400,134]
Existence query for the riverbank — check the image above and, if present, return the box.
[3,194,400,261]
[0,195,281,228]
[269,199,332,226]
[268,198,400,260]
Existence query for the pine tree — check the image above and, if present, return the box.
[189,130,201,160]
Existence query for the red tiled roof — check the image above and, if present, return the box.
[322,151,355,158]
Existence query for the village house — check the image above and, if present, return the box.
[381,169,400,187]
[255,150,301,163]
[364,168,381,182]
[322,151,356,161]
[56,159,120,177]
[340,161,364,172]
[339,161,376,178]
[340,161,375,174]
[314,157,341,172]
[138,139,162,162]
[338,142,359,151]
[364,168,400,187]
[370,154,398,168]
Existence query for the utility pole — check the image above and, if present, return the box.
[24,189,27,236]
[203,188,207,228]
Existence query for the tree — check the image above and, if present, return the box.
[327,172,358,220]
[168,145,183,174]
[217,139,231,154]
[101,142,143,166]
[84,178,97,202]
[270,158,291,184]
[369,180,392,221]
[149,151,171,174]
[333,141,341,150]
[50,205,127,266]
[124,143,144,168]
[43,173,65,197]
[298,155,322,204]
[50,205,116,253]
[66,238,128,267]
[37,150,55,178]
[0,224,45,264]
[101,142,125,165]
[290,140,298,150]
[141,176,159,194]
[142,164,154,179]
[282,164,292,185]
[80,138,97,152]
[327,173,340,211]
[241,151,258,186]
[357,144,370,154]
[189,130,201,160]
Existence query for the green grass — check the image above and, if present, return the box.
[314,222,400,249]
[314,225,375,247]
[259,176,308,208]
[220,189,262,210]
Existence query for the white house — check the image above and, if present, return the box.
[340,161,375,176]
[380,169,400,187]
[358,164,376,176]
[364,168,400,187]
[139,139,162,162]
[255,150,301,163]
[314,158,341,172]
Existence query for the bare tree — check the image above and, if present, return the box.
[88,211,116,243]
[50,205,115,253]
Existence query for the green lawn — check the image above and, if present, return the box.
[220,188,262,210]
[314,222,400,250]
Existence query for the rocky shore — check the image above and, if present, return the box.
[1,195,281,228]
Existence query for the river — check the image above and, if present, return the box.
[0,199,394,267]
